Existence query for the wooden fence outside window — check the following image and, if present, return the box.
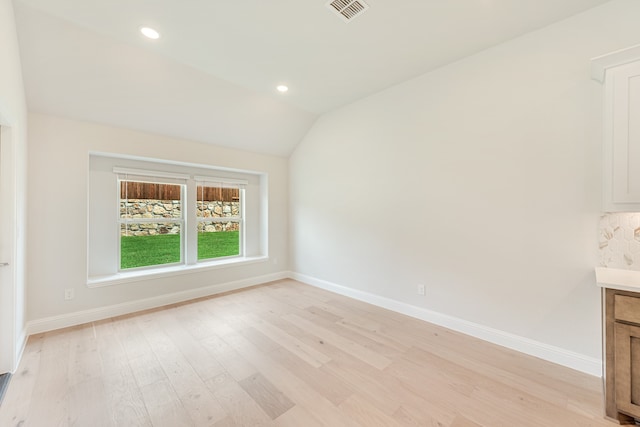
[120,182,239,202]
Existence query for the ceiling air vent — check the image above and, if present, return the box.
[326,0,369,23]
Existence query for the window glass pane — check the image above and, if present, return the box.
[121,181,182,219]
[120,180,183,270]
[197,185,241,261]
[197,221,240,260]
[196,185,240,218]
[120,223,182,269]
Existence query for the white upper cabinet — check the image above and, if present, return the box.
[593,45,640,212]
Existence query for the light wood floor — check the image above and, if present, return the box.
[0,279,615,427]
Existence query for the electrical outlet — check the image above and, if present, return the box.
[64,288,75,300]
[417,284,425,296]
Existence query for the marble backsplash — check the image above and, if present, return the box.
[599,212,640,270]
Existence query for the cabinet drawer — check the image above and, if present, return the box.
[615,295,640,324]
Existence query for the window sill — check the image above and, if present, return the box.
[87,255,269,288]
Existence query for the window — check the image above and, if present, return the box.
[196,178,244,261]
[115,168,189,271]
[119,179,184,270]
[88,154,266,284]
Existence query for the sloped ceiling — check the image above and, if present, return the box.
[13,0,611,156]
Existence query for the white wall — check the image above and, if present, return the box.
[290,0,640,369]
[0,0,28,372]
[27,113,288,324]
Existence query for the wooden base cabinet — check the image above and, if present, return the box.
[605,289,640,424]
[615,322,640,418]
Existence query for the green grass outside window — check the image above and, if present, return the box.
[120,231,240,269]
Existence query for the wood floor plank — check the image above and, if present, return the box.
[68,323,102,387]
[339,393,403,427]
[66,325,114,426]
[391,328,591,414]
[112,313,157,360]
[200,334,258,382]
[328,296,407,327]
[305,304,344,323]
[128,352,167,389]
[218,326,362,427]
[101,363,152,427]
[337,316,411,354]
[244,313,332,368]
[392,404,454,427]
[211,415,235,427]
[274,404,325,427]
[295,306,404,359]
[269,345,354,406]
[238,373,295,419]
[24,329,72,427]
[307,300,381,332]
[237,326,282,354]
[94,318,152,426]
[0,334,44,427]
[0,280,614,427]
[322,348,405,416]
[67,377,113,427]
[470,379,612,427]
[282,313,392,370]
[262,283,321,310]
[449,414,484,427]
[163,307,227,382]
[205,372,274,427]
[136,310,228,426]
[139,379,192,427]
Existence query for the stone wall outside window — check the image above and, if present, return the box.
[120,199,239,236]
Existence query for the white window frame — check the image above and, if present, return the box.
[116,168,188,271]
[195,176,248,262]
[87,154,268,287]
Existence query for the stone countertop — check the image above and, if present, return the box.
[596,267,640,292]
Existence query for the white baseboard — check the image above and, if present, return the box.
[26,271,288,336]
[289,272,603,377]
[23,270,602,377]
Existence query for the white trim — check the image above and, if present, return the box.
[88,255,268,287]
[90,154,266,279]
[28,271,288,335]
[91,151,262,177]
[0,125,17,374]
[194,176,248,186]
[120,218,184,224]
[197,217,241,223]
[591,43,640,83]
[113,167,190,181]
[14,327,27,374]
[290,272,603,377]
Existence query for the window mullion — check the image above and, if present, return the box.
[185,178,198,265]
[196,216,241,223]
[240,188,246,257]
[118,218,181,224]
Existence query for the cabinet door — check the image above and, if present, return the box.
[604,60,640,211]
[614,322,640,418]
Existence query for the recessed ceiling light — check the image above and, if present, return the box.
[276,85,289,93]
[140,27,160,40]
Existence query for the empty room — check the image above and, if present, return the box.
[2,0,640,425]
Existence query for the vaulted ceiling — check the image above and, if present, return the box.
[13,0,611,156]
